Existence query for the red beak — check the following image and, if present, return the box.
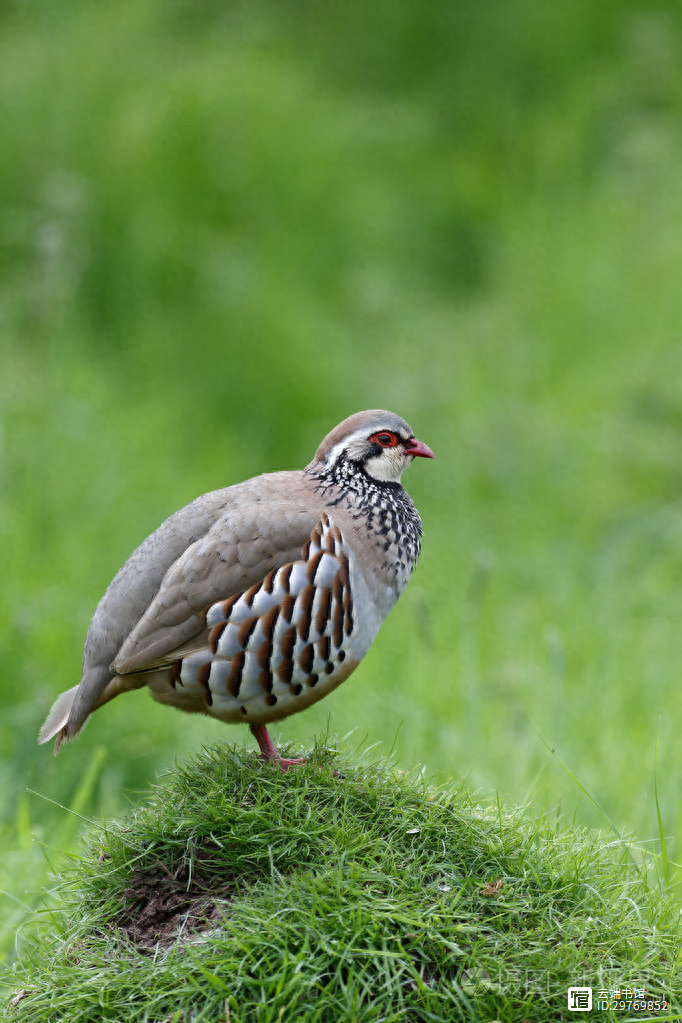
[404,437,435,459]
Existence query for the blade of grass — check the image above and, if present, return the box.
[654,726,669,888]
[531,720,626,842]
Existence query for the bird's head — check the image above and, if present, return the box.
[310,410,434,484]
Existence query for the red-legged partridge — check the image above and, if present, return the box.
[39,410,433,770]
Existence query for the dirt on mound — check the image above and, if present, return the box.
[116,859,233,951]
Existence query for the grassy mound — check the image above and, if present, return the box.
[6,745,680,1022]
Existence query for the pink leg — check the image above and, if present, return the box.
[250,724,305,773]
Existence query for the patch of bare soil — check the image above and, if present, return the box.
[116,860,233,951]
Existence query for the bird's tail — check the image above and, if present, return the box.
[38,685,85,755]
[38,670,144,754]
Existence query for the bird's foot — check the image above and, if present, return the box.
[273,756,306,774]
[250,723,305,773]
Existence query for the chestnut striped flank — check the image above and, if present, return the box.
[306,549,325,585]
[197,662,212,705]
[314,587,332,636]
[342,560,353,634]
[299,643,314,675]
[296,584,315,642]
[209,621,228,654]
[174,513,358,719]
[277,659,294,685]
[281,593,296,622]
[318,634,331,663]
[279,563,294,594]
[220,593,240,619]
[280,625,296,663]
[237,616,259,647]
[258,668,273,693]
[227,650,246,697]
[277,625,297,685]
[261,604,280,646]
[331,593,344,649]
[262,568,276,594]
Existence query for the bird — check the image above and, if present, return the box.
[39,410,434,771]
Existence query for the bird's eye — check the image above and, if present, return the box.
[369,431,399,448]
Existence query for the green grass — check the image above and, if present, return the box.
[4,745,681,1022]
[2,0,682,986]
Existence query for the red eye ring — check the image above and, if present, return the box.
[369,431,399,448]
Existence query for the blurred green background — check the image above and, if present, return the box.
[2,0,682,962]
